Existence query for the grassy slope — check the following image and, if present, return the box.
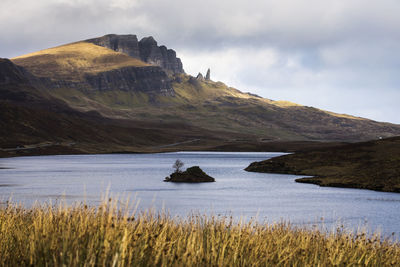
[1,200,399,266]
[12,42,149,81]
[245,137,400,193]
[0,75,245,157]
[38,74,400,142]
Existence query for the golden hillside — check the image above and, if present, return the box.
[12,42,149,81]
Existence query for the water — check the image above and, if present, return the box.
[1,152,400,238]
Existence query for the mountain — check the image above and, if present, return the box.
[245,136,400,193]
[0,58,240,157]
[12,42,173,96]
[2,34,400,156]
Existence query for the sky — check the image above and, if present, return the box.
[1,0,399,123]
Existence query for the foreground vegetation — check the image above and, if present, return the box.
[1,198,399,266]
[246,136,400,193]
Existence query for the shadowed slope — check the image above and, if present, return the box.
[0,58,242,157]
[246,136,400,193]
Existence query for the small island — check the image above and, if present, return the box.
[164,161,215,183]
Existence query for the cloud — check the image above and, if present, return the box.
[1,0,399,123]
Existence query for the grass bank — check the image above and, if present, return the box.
[0,198,399,266]
[246,136,400,193]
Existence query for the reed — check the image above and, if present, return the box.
[0,197,399,266]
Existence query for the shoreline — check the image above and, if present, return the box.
[245,136,400,194]
[0,140,346,158]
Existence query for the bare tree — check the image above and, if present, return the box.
[173,159,184,173]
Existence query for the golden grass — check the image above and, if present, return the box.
[172,76,301,108]
[11,42,149,81]
[1,197,399,266]
[324,110,367,121]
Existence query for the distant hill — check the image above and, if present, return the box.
[2,34,400,155]
[245,136,400,193]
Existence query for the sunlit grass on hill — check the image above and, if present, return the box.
[1,197,399,266]
[12,42,149,81]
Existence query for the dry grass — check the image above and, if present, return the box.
[172,75,301,108]
[1,197,399,266]
[12,42,149,80]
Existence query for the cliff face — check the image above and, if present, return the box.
[84,66,173,95]
[138,37,184,75]
[11,41,175,96]
[86,34,184,74]
[27,66,174,96]
[85,34,141,59]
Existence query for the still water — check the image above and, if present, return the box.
[1,152,399,237]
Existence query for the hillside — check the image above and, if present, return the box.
[2,33,400,155]
[245,136,400,193]
[12,42,150,79]
[0,58,247,157]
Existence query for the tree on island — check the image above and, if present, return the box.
[173,159,184,173]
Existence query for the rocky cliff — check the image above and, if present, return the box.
[25,66,174,96]
[11,42,175,96]
[84,66,173,95]
[86,34,184,75]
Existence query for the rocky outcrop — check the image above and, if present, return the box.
[164,166,215,183]
[196,73,204,81]
[85,34,141,59]
[205,68,211,80]
[138,37,184,75]
[195,69,210,81]
[85,34,184,75]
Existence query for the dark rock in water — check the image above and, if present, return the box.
[164,166,215,183]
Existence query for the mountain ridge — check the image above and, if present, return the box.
[85,34,184,74]
[2,33,400,156]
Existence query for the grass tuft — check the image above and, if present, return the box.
[0,198,399,266]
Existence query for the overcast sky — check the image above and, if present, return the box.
[1,0,399,123]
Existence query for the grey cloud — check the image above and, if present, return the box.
[0,0,399,123]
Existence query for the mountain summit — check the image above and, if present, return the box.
[85,34,184,74]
